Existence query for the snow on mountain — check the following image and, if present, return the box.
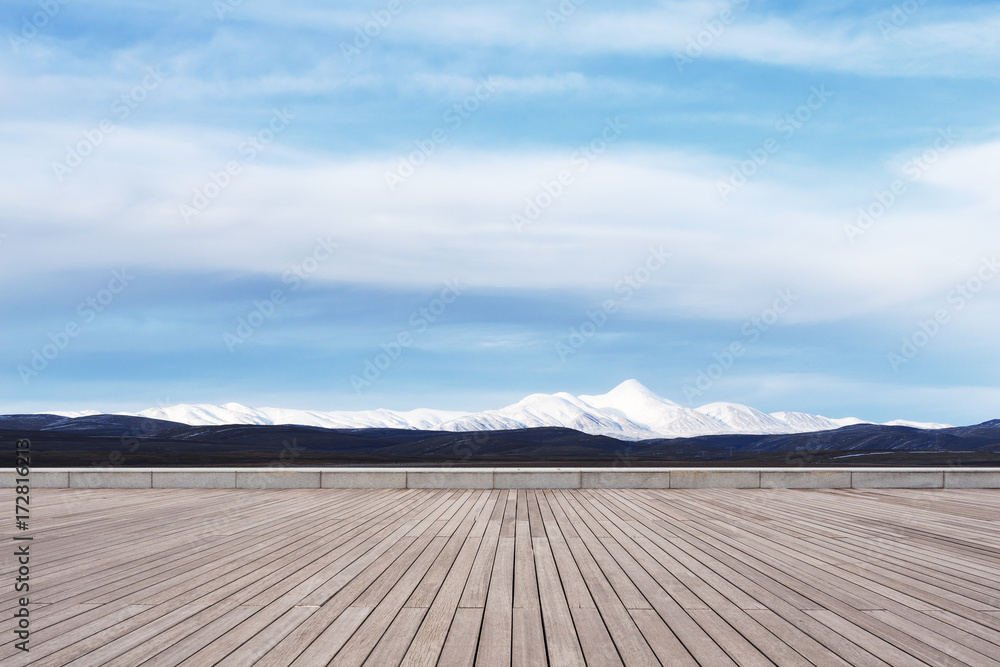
[46,380,952,441]
[134,403,270,426]
[580,381,732,437]
[439,391,652,439]
[579,378,680,413]
[133,403,469,430]
[882,419,952,430]
[44,409,103,418]
[768,411,845,432]
[698,402,796,435]
[829,417,873,427]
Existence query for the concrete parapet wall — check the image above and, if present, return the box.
[760,470,852,489]
[4,467,1000,489]
[670,470,760,489]
[944,470,1000,488]
[580,471,671,489]
[851,470,944,489]
[406,470,493,489]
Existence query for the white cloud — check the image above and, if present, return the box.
[382,2,1000,78]
[2,117,997,328]
[702,372,1000,426]
[919,137,1000,210]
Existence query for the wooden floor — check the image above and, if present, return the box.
[4,488,1000,666]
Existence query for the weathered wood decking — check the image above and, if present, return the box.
[4,488,1000,665]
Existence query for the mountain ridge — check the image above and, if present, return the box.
[27,380,953,442]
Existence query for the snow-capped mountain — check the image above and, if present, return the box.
[697,402,798,434]
[43,380,951,441]
[133,403,469,431]
[578,380,731,437]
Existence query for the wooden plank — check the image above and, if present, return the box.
[362,607,426,667]
[298,491,456,607]
[207,606,318,667]
[104,605,258,666]
[38,489,364,607]
[866,610,1000,666]
[399,493,502,667]
[513,497,539,610]
[526,488,546,538]
[570,606,625,667]
[287,606,371,667]
[531,536,586,667]
[806,609,928,667]
[546,491,659,666]
[557,491,652,610]
[399,539,481,667]
[512,497,546,666]
[615,494,887,665]
[20,605,204,667]
[534,491,595,610]
[253,532,420,665]
[638,491,976,666]
[39,494,392,620]
[233,491,437,608]
[459,490,511,608]
[336,535,456,666]
[687,608,774,667]
[57,607,208,667]
[629,609,698,667]
[281,493,473,666]
[512,607,547,667]
[13,486,1000,667]
[437,607,483,667]
[475,537,514,666]
[406,490,490,608]
[923,609,1000,649]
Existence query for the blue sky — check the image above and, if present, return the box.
[2,0,999,424]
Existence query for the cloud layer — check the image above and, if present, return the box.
[2,0,998,424]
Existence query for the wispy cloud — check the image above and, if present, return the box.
[1,0,997,423]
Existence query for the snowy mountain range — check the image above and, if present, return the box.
[43,380,951,441]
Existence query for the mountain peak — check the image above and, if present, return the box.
[609,378,654,395]
[600,379,677,405]
[579,380,681,418]
[34,380,956,441]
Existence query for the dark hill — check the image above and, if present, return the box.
[2,414,998,467]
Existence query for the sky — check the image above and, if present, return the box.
[1,0,999,425]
